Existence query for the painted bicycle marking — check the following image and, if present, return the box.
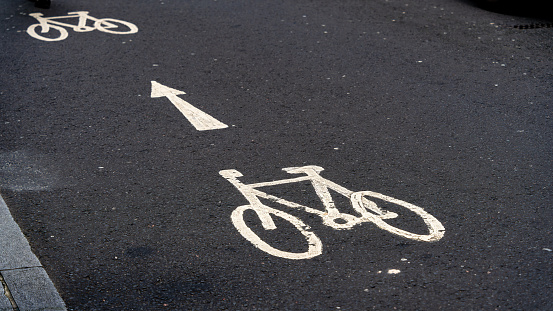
[27,11,138,41]
[220,166,445,259]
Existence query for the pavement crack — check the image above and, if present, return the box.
[0,272,19,311]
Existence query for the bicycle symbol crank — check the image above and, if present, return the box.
[220,166,445,259]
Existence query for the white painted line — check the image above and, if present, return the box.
[151,81,228,131]
[0,195,66,310]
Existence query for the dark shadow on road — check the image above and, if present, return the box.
[460,0,553,21]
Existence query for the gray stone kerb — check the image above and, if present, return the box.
[0,194,66,311]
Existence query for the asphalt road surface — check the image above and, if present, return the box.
[1,0,552,310]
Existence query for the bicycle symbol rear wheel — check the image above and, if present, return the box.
[351,191,445,242]
[27,23,68,41]
[231,205,323,259]
[95,18,138,34]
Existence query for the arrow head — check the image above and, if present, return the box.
[151,81,186,98]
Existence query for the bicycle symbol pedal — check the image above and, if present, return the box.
[220,166,445,259]
[27,11,138,41]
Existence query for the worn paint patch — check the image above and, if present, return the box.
[0,151,60,191]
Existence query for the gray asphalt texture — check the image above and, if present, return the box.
[1,0,552,310]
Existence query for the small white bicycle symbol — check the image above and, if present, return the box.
[220,166,445,260]
[27,11,138,41]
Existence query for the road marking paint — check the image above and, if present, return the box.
[151,81,228,131]
[27,11,137,41]
[220,166,444,259]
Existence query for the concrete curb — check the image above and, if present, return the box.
[0,195,66,311]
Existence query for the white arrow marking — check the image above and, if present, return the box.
[151,81,228,131]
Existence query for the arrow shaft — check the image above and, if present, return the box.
[166,94,228,131]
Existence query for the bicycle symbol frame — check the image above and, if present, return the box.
[27,11,138,41]
[220,165,445,259]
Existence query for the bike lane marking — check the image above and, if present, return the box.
[0,195,66,310]
[26,11,138,42]
[220,166,445,260]
[151,81,229,131]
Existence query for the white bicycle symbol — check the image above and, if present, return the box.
[27,11,138,42]
[220,166,445,260]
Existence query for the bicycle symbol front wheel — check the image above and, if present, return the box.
[27,23,68,41]
[351,191,445,242]
[231,205,323,260]
[95,18,138,34]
